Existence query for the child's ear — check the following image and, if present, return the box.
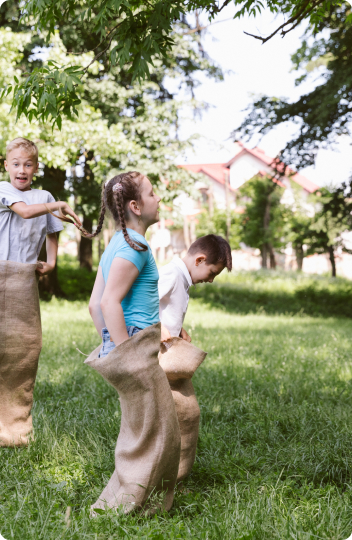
[195,255,206,266]
[128,199,141,216]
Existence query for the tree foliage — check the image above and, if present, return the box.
[0,0,345,125]
[239,175,289,268]
[304,181,352,276]
[0,14,217,273]
[196,205,242,249]
[234,2,352,170]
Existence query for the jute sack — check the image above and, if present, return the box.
[0,261,42,447]
[159,338,207,481]
[84,323,181,514]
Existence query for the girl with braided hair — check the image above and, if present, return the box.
[88,171,170,356]
[83,172,181,515]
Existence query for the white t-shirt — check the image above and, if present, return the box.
[0,181,64,264]
[158,256,193,337]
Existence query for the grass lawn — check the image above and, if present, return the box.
[2,273,352,539]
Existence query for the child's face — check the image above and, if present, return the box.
[190,255,225,285]
[4,149,39,191]
[137,176,161,226]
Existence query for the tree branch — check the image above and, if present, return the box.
[182,16,233,35]
[243,0,322,44]
[83,21,123,73]
[210,0,233,15]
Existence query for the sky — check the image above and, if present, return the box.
[173,5,352,187]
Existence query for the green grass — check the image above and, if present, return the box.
[191,270,352,318]
[1,273,352,539]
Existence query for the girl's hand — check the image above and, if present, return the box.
[59,202,82,227]
[36,261,55,276]
[180,327,192,342]
[161,324,171,343]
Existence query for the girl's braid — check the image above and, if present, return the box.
[113,187,147,251]
[55,171,148,251]
[45,185,107,239]
[76,184,107,238]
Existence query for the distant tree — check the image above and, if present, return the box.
[196,205,242,249]
[304,182,352,277]
[286,211,312,270]
[234,2,352,170]
[239,175,288,269]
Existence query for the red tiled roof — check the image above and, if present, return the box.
[180,143,319,194]
[225,144,319,193]
[180,163,236,192]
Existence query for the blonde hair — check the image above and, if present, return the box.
[6,138,39,163]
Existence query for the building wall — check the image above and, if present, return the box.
[229,154,272,189]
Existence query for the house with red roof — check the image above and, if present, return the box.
[181,141,319,212]
[151,141,320,263]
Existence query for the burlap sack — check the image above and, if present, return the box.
[84,323,181,514]
[159,338,207,481]
[0,261,42,447]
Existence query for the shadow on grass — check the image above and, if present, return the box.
[190,278,352,318]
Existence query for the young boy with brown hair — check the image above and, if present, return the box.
[159,234,232,341]
[158,234,232,481]
[0,137,80,447]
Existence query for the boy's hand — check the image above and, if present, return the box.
[36,261,55,276]
[60,202,82,227]
[180,327,192,342]
[161,324,171,343]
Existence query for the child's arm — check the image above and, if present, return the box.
[89,267,107,337]
[100,257,139,346]
[180,327,192,342]
[36,233,58,276]
[10,200,81,225]
[161,325,171,342]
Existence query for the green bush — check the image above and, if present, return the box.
[57,255,97,300]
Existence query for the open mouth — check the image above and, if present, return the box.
[16,177,28,182]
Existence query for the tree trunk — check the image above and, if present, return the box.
[38,232,65,299]
[224,169,231,243]
[269,244,276,269]
[262,194,271,269]
[328,245,336,277]
[261,244,268,269]
[295,245,304,271]
[183,216,191,250]
[79,216,93,271]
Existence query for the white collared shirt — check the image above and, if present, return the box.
[158,256,193,337]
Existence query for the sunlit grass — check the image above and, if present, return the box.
[1,281,352,538]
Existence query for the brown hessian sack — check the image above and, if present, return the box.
[84,323,181,514]
[159,338,207,481]
[0,261,42,447]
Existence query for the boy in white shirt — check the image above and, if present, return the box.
[159,235,232,341]
[0,137,80,447]
[0,138,80,272]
